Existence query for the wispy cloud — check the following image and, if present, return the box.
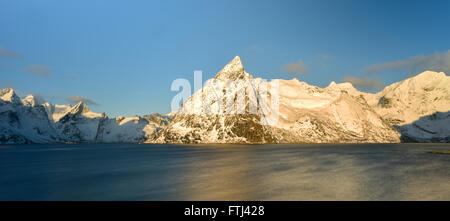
[1,81,17,89]
[248,45,264,53]
[45,90,65,99]
[25,65,51,78]
[241,45,264,60]
[317,53,334,61]
[341,76,385,90]
[282,59,310,75]
[316,53,334,67]
[28,93,46,104]
[67,96,98,105]
[0,46,22,59]
[365,50,450,75]
[67,74,77,79]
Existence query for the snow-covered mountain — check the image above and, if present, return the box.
[1,57,449,144]
[268,78,400,143]
[21,94,45,107]
[1,88,21,104]
[53,102,171,143]
[0,89,170,144]
[0,89,60,144]
[148,56,401,144]
[364,71,450,142]
[151,56,278,143]
[42,102,72,122]
[55,101,106,142]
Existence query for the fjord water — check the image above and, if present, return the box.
[0,144,449,200]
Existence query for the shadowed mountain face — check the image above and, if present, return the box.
[1,58,449,144]
[395,111,450,142]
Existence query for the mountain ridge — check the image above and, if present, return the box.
[1,57,449,144]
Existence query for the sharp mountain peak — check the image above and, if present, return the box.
[214,56,251,81]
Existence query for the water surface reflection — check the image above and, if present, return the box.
[0,143,449,200]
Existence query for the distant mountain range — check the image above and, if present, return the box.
[1,57,449,144]
[0,88,170,144]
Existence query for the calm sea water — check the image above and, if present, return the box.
[0,143,449,200]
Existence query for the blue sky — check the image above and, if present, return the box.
[1,0,449,116]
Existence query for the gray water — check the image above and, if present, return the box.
[0,143,449,200]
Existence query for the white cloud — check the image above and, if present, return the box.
[282,59,310,75]
[341,76,385,90]
[1,81,17,89]
[67,74,77,79]
[67,96,98,105]
[25,65,51,78]
[0,46,22,59]
[366,50,450,75]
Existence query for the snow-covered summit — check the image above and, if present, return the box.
[63,101,104,119]
[42,102,72,122]
[0,88,21,105]
[326,81,357,92]
[366,70,450,124]
[214,56,251,81]
[413,70,447,79]
[0,89,60,144]
[21,94,45,107]
[361,70,450,142]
